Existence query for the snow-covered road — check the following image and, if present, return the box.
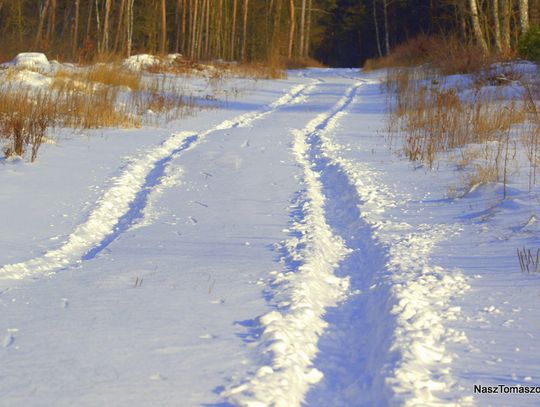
[2,69,540,406]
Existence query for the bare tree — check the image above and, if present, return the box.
[46,0,57,46]
[299,0,306,57]
[500,0,511,50]
[493,0,502,52]
[95,0,101,53]
[519,0,530,33]
[241,0,249,61]
[190,0,199,57]
[532,0,540,26]
[288,0,295,58]
[35,0,51,47]
[373,0,383,58]
[216,0,223,57]
[103,0,112,53]
[126,0,135,56]
[113,0,126,53]
[382,0,390,55]
[72,0,80,54]
[469,0,488,53]
[304,0,312,57]
[205,0,211,57]
[160,0,167,54]
[230,0,238,60]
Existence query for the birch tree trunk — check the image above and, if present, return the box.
[469,0,488,53]
[519,0,530,33]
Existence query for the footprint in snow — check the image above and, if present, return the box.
[3,334,14,348]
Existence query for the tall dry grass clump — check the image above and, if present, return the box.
[0,63,200,161]
[84,64,142,89]
[385,61,540,193]
[364,35,515,75]
[0,87,55,162]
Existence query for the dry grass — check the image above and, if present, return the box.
[0,87,55,161]
[283,57,326,70]
[145,55,287,80]
[84,64,141,89]
[385,62,540,198]
[466,162,500,191]
[365,35,514,75]
[387,67,527,169]
[0,62,200,161]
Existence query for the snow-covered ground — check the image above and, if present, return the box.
[1,65,540,406]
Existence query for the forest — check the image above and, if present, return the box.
[0,1,540,67]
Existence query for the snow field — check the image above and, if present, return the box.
[2,67,540,407]
[0,82,311,281]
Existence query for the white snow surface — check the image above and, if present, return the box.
[122,54,161,71]
[7,52,50,70]
[1,67,540,407]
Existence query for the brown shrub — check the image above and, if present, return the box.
[365,35,511,75]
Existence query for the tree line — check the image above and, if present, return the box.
[0,0,318,63]
[0,1,539,66]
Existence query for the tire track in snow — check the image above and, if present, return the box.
[225,78,470,406]
[223,82,363,407]
[0,82,314,281]
[309,81,471,406]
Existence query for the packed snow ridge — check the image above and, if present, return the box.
[223,83,359,407]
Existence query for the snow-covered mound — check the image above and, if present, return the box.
[9,52,50,70]
[122,54,161,71]
[122,53,203,73]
